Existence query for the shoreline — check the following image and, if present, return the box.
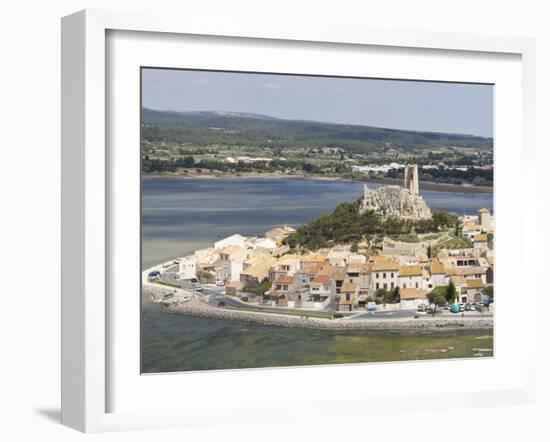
[161,299,493,331]
[142,172,493,194]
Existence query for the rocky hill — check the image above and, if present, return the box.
[360,185,432,220]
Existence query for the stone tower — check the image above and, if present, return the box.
[404,164,419,195]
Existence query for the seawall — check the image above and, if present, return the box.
[162,302,493,331]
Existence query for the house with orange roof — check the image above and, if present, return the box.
[371,258,399,291]
[465,278,486,303]
[450,275,468,303]
[214,245,247,284]
[310,275,336,302]
[338,282,358,311]
[461,223,483,240]
[429,259,447,287]
[400,288,429,309]
[265,225,296,245]
[240,256,276,289]
[398,265,424,290]
[473,233,489,252]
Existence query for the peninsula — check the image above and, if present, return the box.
[143,165,494,330]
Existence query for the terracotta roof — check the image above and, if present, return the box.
[317,264,337,277]
[311,275,331,286]
[400,288,429,299]
[217,245,246,256]
[241,257,276,279]
[450,275,466,286]
[466,279,485,289]
[372,259,399,271]
[226,281,243,289]
[275,275,293,285]
[276,254,300,265]
[341,282,358,293]
[300,253,327,264]
[473,234,488,242]
[430,260,446,274]
[306,262,325,277]
[398,265,423,277]
[462,224,482,232]
[333,269,348,280]
[447,266,486,276]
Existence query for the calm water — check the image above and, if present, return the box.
[141,177,494,373]
[141,177,493,268]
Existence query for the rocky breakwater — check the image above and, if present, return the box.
[162,301,493,331]
[360,185,432,220]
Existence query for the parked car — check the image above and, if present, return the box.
[147,270,161,281]
[190,278,198,283]
[217,301,226,307]
[195,285,203,292]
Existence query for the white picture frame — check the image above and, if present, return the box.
[61,9,537,433]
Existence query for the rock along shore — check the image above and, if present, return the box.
[161,301,493,331]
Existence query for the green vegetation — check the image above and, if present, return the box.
[429,282,457,307]
[283,199,458,250]
[482,286,494,301]
[142,108,493,152]
[433,236,471,254]
[374,287,400,305]
[427,289,447,316]
[242,278,272,297]
[140,108,493,186]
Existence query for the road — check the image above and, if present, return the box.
[155,266,493,319]
[348,310,417,320]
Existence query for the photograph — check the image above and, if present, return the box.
[140,68,494,374]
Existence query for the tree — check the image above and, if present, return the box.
[350,242,359,253]
[427,287,447,316]
[374,289,389,305]
[392,286,400,303]
[427,243,432,259]
[446,280,457,303]
[454,222,461,237]
[482,285,494,301]
[181,155,195,167]
[259,277,272,295]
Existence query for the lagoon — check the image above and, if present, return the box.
[141,177,493,268]
[141,177,493,373]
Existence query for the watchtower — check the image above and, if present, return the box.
[404,164,419,195]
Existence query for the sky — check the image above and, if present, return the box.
[142,68,494,138]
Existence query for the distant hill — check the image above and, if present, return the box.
[141,108,493,152]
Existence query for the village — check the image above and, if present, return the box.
[148,166,494,317]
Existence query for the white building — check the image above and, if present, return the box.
[397,265,424,290]
[178,255,198,279]
[214,245,247,284]
[214,234,248,250]
[251,237,277,251]
[371,259,399,291]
